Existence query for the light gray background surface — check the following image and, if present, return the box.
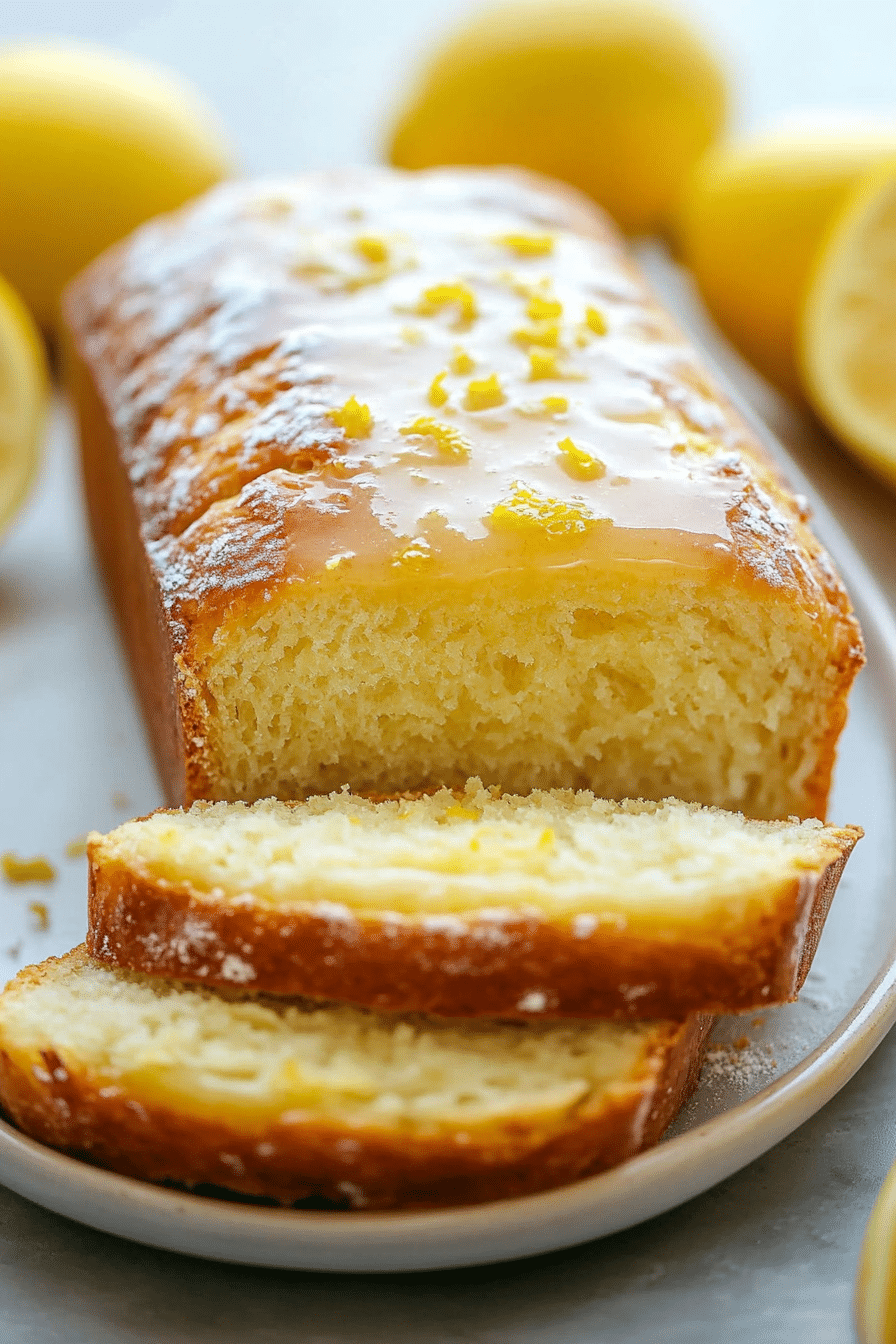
[2,2,896,1339]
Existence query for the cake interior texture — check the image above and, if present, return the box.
[198,568,847,820]
[1,954,665,1131]
[105,786,850,925]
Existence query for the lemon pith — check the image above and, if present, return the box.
[0,273,47,539]
[800,160,896,489]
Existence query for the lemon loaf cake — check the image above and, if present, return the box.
[0,948,710,1209]
[86,782,861,1019]
[63,167,863,817]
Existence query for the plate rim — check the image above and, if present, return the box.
[1,383,895,1274]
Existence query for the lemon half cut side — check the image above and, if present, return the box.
[0,274,47,540]
[801,161,896,490]
[676,118,896,397]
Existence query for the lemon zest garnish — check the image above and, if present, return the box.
[2,853,56,883]
[428,371,449,407]
[672,431,717,456]
[543,396,568,413]
[489,482,602,537]
[443,805,481,821]
[527,294,563,322]
[538,827,555,849]
[416,282,478,325]
[557,437,606,481]
[465,373,506,411]
[399,417,471,461]
[513,323,560,348]
[354,235,389,264]
[529,347,562,380]
[330,396,373,438]
[450,346,475,374]
[585,306,608,335]
[29,901,50,930]
[498,233,555,257]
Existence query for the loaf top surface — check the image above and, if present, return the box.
[64,165,857,636]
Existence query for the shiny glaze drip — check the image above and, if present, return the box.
[66,167,833,610]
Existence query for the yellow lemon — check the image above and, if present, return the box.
[800,160,896,491]
[388,0,727,234]
[0,43,237,333]
[676,117,896,397]
[0,274,47,540]
[855,1159,896,1344]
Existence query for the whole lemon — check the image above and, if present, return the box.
[388,0,727,235]
[676,117,896,397]
[0,43,237,333]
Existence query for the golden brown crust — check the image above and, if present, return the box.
[62,166,864,815]
[86,826,860,1019]
[0,991,710,1211]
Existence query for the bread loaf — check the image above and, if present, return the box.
[63,167,863,817]
[86,783,860,1019]
[0,948,710,1210]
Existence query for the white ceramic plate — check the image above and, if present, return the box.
[1,266,894,1273]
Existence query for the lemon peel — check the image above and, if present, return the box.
[800,160,896,490]
[557,437,606,481]
[489,482,601,537]
[464,373,506,411]
[399,417,471,461]
[416,282,478,325]
[330,396,373,439]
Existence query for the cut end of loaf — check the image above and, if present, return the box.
[185,568,855,821]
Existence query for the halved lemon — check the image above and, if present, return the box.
[800,161,896,489]
[855,1159,896,1344]
[0,273,47,540]
[676,117,896,397]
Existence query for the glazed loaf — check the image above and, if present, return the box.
[86,783,861,1019]
[0,949,710,1210]
[64,167,863,817]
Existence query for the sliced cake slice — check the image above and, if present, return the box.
[0,948,710,1210]
[86,781,862,1019]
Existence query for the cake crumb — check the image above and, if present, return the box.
[2,853,57,884]
[28,902,50,931]
[65,837,89,859]
[702,1039,778,1089]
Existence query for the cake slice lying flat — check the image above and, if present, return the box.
[87,782,861,1019]
[0,949,709,1210]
